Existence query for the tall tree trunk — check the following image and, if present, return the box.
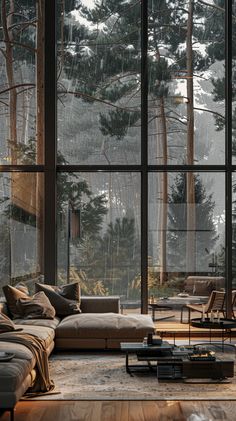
[159,97,168,285]
[2,0,17,163]
[60,0,65,69]
[2,0,17,283]
[36,0,45,274]
[186,0,196,274]
[154,46,168,285]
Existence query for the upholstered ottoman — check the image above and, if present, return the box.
[55,312,155,349]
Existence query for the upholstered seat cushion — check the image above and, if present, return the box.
[0,340,36,408]
[14,317,60,330]
[55,313,154,340]
[12,324,55,351]
[0,345,35,393]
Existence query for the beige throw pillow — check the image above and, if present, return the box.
[2,285,29,319]
[0,312,16,333]
[16,291,56,319]
[35,282,81,317]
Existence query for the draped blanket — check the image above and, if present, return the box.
[0,332,54,393]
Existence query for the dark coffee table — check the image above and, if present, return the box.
[120,342,234,379]
[120,342,172,374]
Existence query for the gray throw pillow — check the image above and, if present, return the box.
[16,291,56,319]
[35,282,81,317]
[2,285,29,319]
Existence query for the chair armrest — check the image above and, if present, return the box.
[80,296,120,313]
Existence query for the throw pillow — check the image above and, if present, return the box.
[0,312,16,333]
[35,282,81,317]
[2,285,29,318]
[16,291,56,319]
[56,282,80,302]
[15,282,29,295]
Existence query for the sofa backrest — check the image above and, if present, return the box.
[80,296,120,313]
[184,276,225,296]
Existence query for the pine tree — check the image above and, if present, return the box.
[91,217,140,297]
[168,173,218,273]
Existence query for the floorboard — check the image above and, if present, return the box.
[1,400,236,421]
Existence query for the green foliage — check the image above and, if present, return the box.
[99,81,138,103]
[7,138,108,238]
[212,78,225,102]
[148,58,171,98]
[99,109,140,140]
[168,173,218,271]
[80,217,140,297]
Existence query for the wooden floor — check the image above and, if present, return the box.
[1,400,236,421]
[155,319,236,339]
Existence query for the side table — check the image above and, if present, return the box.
[148,303,174,321]
[190,318,236,351]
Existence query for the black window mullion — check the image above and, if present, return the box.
[141,0,148,313]
[44,0,57,284]
[225,0,233,317]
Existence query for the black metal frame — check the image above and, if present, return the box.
[0,0,234,314]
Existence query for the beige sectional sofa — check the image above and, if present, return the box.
[0,296,155,420]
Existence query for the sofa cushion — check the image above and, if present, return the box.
[13,324,55,351]
[55,313,155,340]
[0,346,35,393]
[2,285,28,318]
[35,283,81,317]
[14,317,60,330]
[16,291,56,320]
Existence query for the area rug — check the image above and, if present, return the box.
[22,349,236,401]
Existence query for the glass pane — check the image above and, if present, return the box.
[233,1,236,163]
[0,173,44,294]
[57,172,141,312]
[57,1,141,165]
[149,172,225,322]
[232,173,236,287]
[0,1,44,165]
[148,1,225,165]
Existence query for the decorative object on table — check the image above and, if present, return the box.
[201,305,205,321]
[147,333,153,345]
[189,348,216,361]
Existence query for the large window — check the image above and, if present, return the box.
[57,172,141,306]
[0,1,234,316]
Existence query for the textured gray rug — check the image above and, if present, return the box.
[22,349,236,401]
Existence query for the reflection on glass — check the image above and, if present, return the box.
[0,173,44,292]
[57,172,141,309]
[57,1,141,165]
[0,1,44,165]
[148,0,225,165]
[148,172,225,300]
